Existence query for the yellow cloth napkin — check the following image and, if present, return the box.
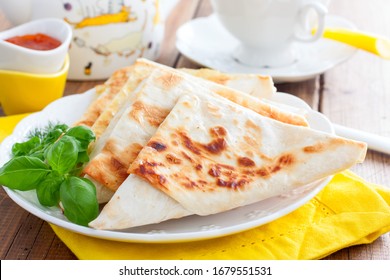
[1,115,390,260]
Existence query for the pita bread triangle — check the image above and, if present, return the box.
[181,67,276,99]
[82,64,308,202]
[89,93,366,229]
[74,66,134,128]
[88,58,304,143]
[75,58,277,139]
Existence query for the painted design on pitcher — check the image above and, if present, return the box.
[61,0,143,28]
[60,0,160,76]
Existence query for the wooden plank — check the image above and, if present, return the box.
[26,223,56,260]
[43,224,77,260]
[277,78,320,110]
[0,189,29,259]
[63,81,102,97]
[4,213,44,259]
[157,0,201,67]
[176,0,213,68]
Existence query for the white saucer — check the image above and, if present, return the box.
[176,14,357,83]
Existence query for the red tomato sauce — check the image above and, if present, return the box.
[5,33,61,51]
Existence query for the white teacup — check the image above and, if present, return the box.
[211,0,328,68]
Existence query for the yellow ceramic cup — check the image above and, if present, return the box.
[0,55,69,115]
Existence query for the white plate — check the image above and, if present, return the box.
[0,91,333,243]
[176,14,357,83]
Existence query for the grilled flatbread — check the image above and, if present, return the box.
[77,59,280,203]
[89,174,192,229]
[74,66,133,127]
[75,62,275,131]
[90,94,366,230]
[88,59,305,142]
[89,61,155,141]
[83,68,308,202]
[181,68,276,99]
[129,94,367,215]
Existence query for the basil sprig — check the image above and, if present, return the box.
[0,123,98,226]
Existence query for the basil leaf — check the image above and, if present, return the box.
[43,124,68,145]
[0,156,50,190]
[77,151,90,164]
[60,176,98,226]
[28,150,45,161]
[66,126,95,151]
[46,135,78,175]
[12,136,41,157]
[36,172,63,206]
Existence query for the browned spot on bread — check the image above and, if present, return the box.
[179,132,202,155]
[101,139,118,155]
[182,100,193,109]
[278,154,295,167]
[83,152,129,191]
[217,178,248,189]
[123,143,144,165]
[207,103,222,116]
[107,68,130,94]
[258,75,271,81]
[303,143,326,153]
[256,153,295,178]
[171,140,179,146]
[95,84,106,95]
[179,127,228,156]
[208,166,221,177]
[156,73,183,90]
[102,139,142,166]
[183,180,198,189]
[181,151,194,162]
[129,100,170,127]
[184,68,232,85]
[243,135,258,147]
[238,157,256,167]
[77,120,95,127]
[210,126,227,137]
[202,138,227,154]
[256,167,271,177]
[217,163,235,171]
[149,141,167,152]
[303,138,355,154]
[212,77,230,85]
[166,154,182,164]
[111,157,126,173]
[245,119,260,131]
[198,180,208,185]
[132,161,167,190]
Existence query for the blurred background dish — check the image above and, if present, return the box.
[0,18,72,74]
[0,54,69,115]
[176,14,357,83]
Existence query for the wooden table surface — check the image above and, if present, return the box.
[1,0,389,260]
